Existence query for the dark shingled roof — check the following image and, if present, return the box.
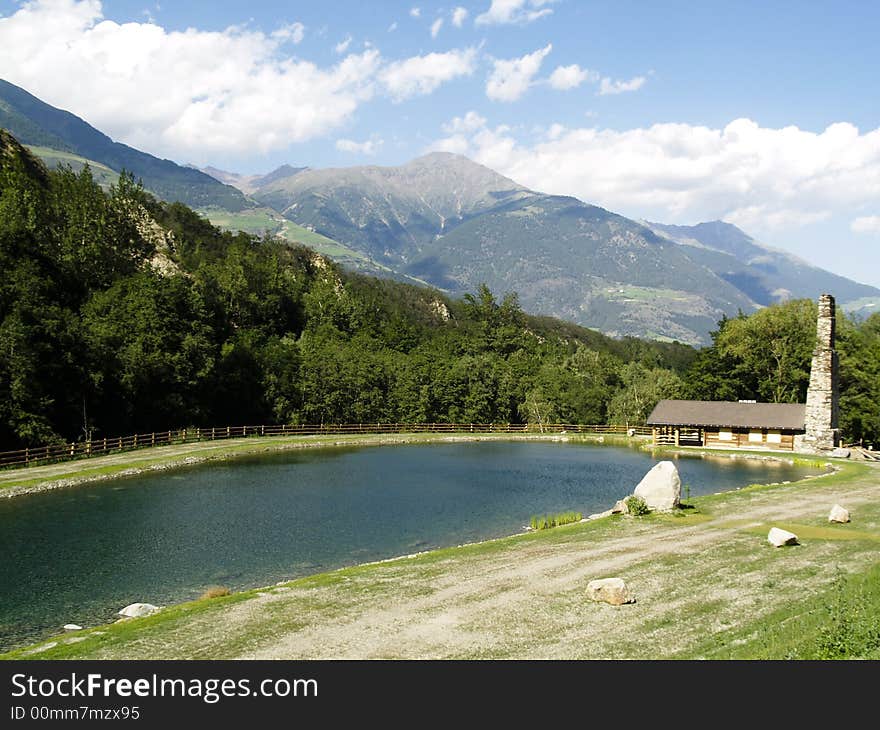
[647,400,806,430]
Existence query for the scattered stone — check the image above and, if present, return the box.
[117,602,159,618]
[831,447,851,458]
[587,510,613,520]
[828,504,850,523]
[64,637,87,645]
[63,624,82,631]
[611,499,629,515]
[767,527,799,547]
[587,578,634,606]
[275,581,289,587]
[23,642,58,656]
[633,461,681,511]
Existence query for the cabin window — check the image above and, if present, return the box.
[749,430,763,443]
[767,430,782,444]
[719,431,733,441]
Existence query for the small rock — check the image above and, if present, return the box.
[63,624,82,631]
[830,447,851,458]
[611,499,629,515]
[633,461,681,511]
[64,637,87,644]
[587,578,634,606]
[828,504,850,523]
[587,510,613,520]
[117,602,159,618]
[23,641,58,656]
[767,527,799,547]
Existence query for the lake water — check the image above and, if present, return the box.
[0,441,820,651]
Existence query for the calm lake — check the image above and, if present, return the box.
[0,441,821,651]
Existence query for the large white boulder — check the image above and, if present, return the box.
[633,461,681,511]
[63,624,82,631]
[767,527,799,547]
[828,504,850,523]
[587,578,634,606]
[117,603,159,618]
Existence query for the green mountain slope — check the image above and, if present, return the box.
[253,151,532,264]
[0,79,251,211]
[646,220,880,310]
[407,195,757,343]
[250,154,756,344]
[25,145,119,187]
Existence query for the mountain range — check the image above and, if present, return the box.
[3,78,877,345]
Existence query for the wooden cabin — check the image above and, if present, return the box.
[647,400,806,451]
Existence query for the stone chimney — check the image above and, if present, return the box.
[797,294,840,451]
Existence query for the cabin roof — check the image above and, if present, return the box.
[646,400,806,430]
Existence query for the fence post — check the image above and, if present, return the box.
[25,447,29,465]
[151,433,155,447]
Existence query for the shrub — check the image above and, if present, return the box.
[625,495,650,516]
[199,585,232,600]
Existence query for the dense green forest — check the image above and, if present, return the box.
[1,128,878,450]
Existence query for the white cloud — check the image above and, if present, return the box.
[430,117,880,235]
[851,216,880,234]
[486,44,552,102]
[430,18,443,38]
[336,137,383,155]
[381,48,477,101]
[388,21,398,32]
[549,64,598,91]
[335,35,352,54]
[475,0,554,26]
[0,0,379,160]
[410,7,421,18]
[271,22,305,45]
[451,7,469,27]
[442,111,488,134]
[598,75,646,95]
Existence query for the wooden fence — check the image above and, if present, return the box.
[0,423,652,470]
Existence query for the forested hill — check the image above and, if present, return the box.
[0,128,696,450]
[2,128,879,450]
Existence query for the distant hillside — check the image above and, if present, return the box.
[645,220,880,310]
[198,164,309,195]
[0,79,252,211]
[245,153,755,343]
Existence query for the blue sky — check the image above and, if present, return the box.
[1,0,878,288]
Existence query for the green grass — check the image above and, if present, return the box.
[689,562,880,659]
[26,145,120,187]
[530,511,583,530]
[197,207,281,235]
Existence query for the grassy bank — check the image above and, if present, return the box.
[2,459,875,660]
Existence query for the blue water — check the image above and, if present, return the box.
[0,441,818,651]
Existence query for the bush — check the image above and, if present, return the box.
[625,495,650,516]
[199,585,231,600]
